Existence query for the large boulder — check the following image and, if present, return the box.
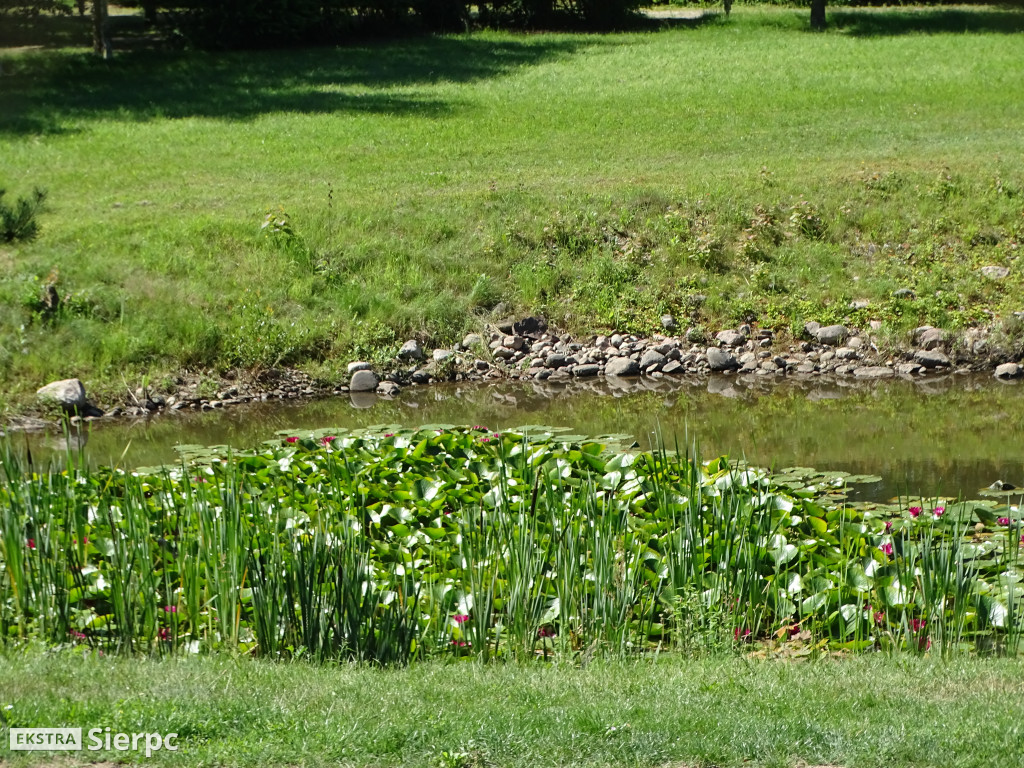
[995,363,1022,379]
[349,369,380,392]
[815,325,849,347]
[913,349,950,369]
[639,350,667,370]
[397,340,425,361]
[36,379,88,412]
[715,329,745,347]
[706,347,738,372]
[605,357,640,377]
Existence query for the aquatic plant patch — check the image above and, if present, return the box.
[1,426,1022,662]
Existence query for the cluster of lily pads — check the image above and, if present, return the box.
[1,426,1022,662]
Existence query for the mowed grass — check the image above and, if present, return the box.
[2,651,1024,767]
[1,7,1024,407]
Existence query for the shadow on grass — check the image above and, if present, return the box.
[830,7,1024,36]
[0,34,602,135]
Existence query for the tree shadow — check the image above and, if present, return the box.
[830,7,1024,36]
[0,34,603,136]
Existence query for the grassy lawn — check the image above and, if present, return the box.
[1,6,1023,408]
[2,651,1024,767]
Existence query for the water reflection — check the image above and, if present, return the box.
[22,373,1024,503]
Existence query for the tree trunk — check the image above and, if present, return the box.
[810,0,826,30]
[91,0,112,59]
[141,1,157,24]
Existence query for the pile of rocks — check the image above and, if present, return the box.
[356,316,1004,394]
[24,314,1024,429]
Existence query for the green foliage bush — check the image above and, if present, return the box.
[0,187,47,243]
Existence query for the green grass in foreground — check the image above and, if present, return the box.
[2,652,1024,767]
[2,7,1024,408]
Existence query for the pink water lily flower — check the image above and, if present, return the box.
[932,506,945,518]
[884,521,893,532]
[909,507,922,518]
[880,542,893,556]
[998,517,1011,526]
[285,436,299,444]
[453,614,470,624]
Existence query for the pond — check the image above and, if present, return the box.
[28,373,1024,503]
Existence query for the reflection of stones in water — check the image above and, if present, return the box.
[806,387,846,402]
[604,375,636,392]
[915,376,953,396]
[707,376,739,398]
[349,392,378,409]
[45,428,89,454]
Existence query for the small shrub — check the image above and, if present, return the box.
[0,187,47,243]
[789,199,825,240]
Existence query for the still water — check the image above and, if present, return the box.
[28,373,1024,503]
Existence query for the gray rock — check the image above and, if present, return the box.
[893,288,916,299]
[640,350,667,370]
[475,360,489,371]
[660,314,678,332]
[804,321,821,337]
[609,334,625,348]
[897,363,922,376]
[914,349,950,369]
[816,325,849,346]
[513,316,547,336]
[853,366,894,379]
[36,379,87,412]
[605,357,641,377]
[662,360,684,375]
[411,369,431,384]
[462,333,483,348]
[914,326,947,350]
[716,329,745,347]
[849,299,871,310]
[493,347,515,360]
[349,370,380,392]
[847,336,864,350]
[836,347,860,361]
[433,349,454,363]
[545,353,570,369]
[397,340,424,361]
[347,361,373,374]
[981,265,1010,280]
[706,347,739,372]
[573,364,601,378]
[995,363,1023,379]
[376,380,400,396]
